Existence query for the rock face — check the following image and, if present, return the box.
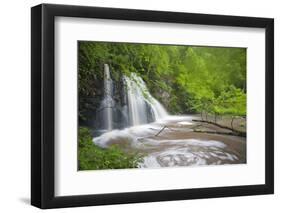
[80,64,169,136]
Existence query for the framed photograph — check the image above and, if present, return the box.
[31,3,274,209]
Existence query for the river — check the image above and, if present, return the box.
[93,66,246,168]
[93,115,246,168]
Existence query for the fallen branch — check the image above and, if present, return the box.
[137,126,174,140]
[155,126,168,136]
[192,119,246,137]
[137,126,173,141]
[193,129,245,137]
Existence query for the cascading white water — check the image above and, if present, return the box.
[98,66,168,130]
[100,64,114,130]
[124,73,168,126]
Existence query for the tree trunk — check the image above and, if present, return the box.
[214,114,217,124]
[231,116,235,130]
[193,129,245,137]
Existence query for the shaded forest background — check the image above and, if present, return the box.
[79,41,246,124]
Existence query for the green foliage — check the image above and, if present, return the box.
[79,41,246,117]
[79,127,143,170]
[214,85,246,116]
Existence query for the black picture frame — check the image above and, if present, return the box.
[31,3,274,209]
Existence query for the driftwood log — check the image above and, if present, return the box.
[192,119,246,137]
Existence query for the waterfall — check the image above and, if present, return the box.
[100,64,114,130]
[98,65,168,131]
[124,73,168,126]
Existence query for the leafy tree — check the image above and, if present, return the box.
[213,86,246,128]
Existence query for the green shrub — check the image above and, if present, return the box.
[78,127,143,170]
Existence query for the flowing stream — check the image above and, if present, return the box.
[94,65,246,168]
